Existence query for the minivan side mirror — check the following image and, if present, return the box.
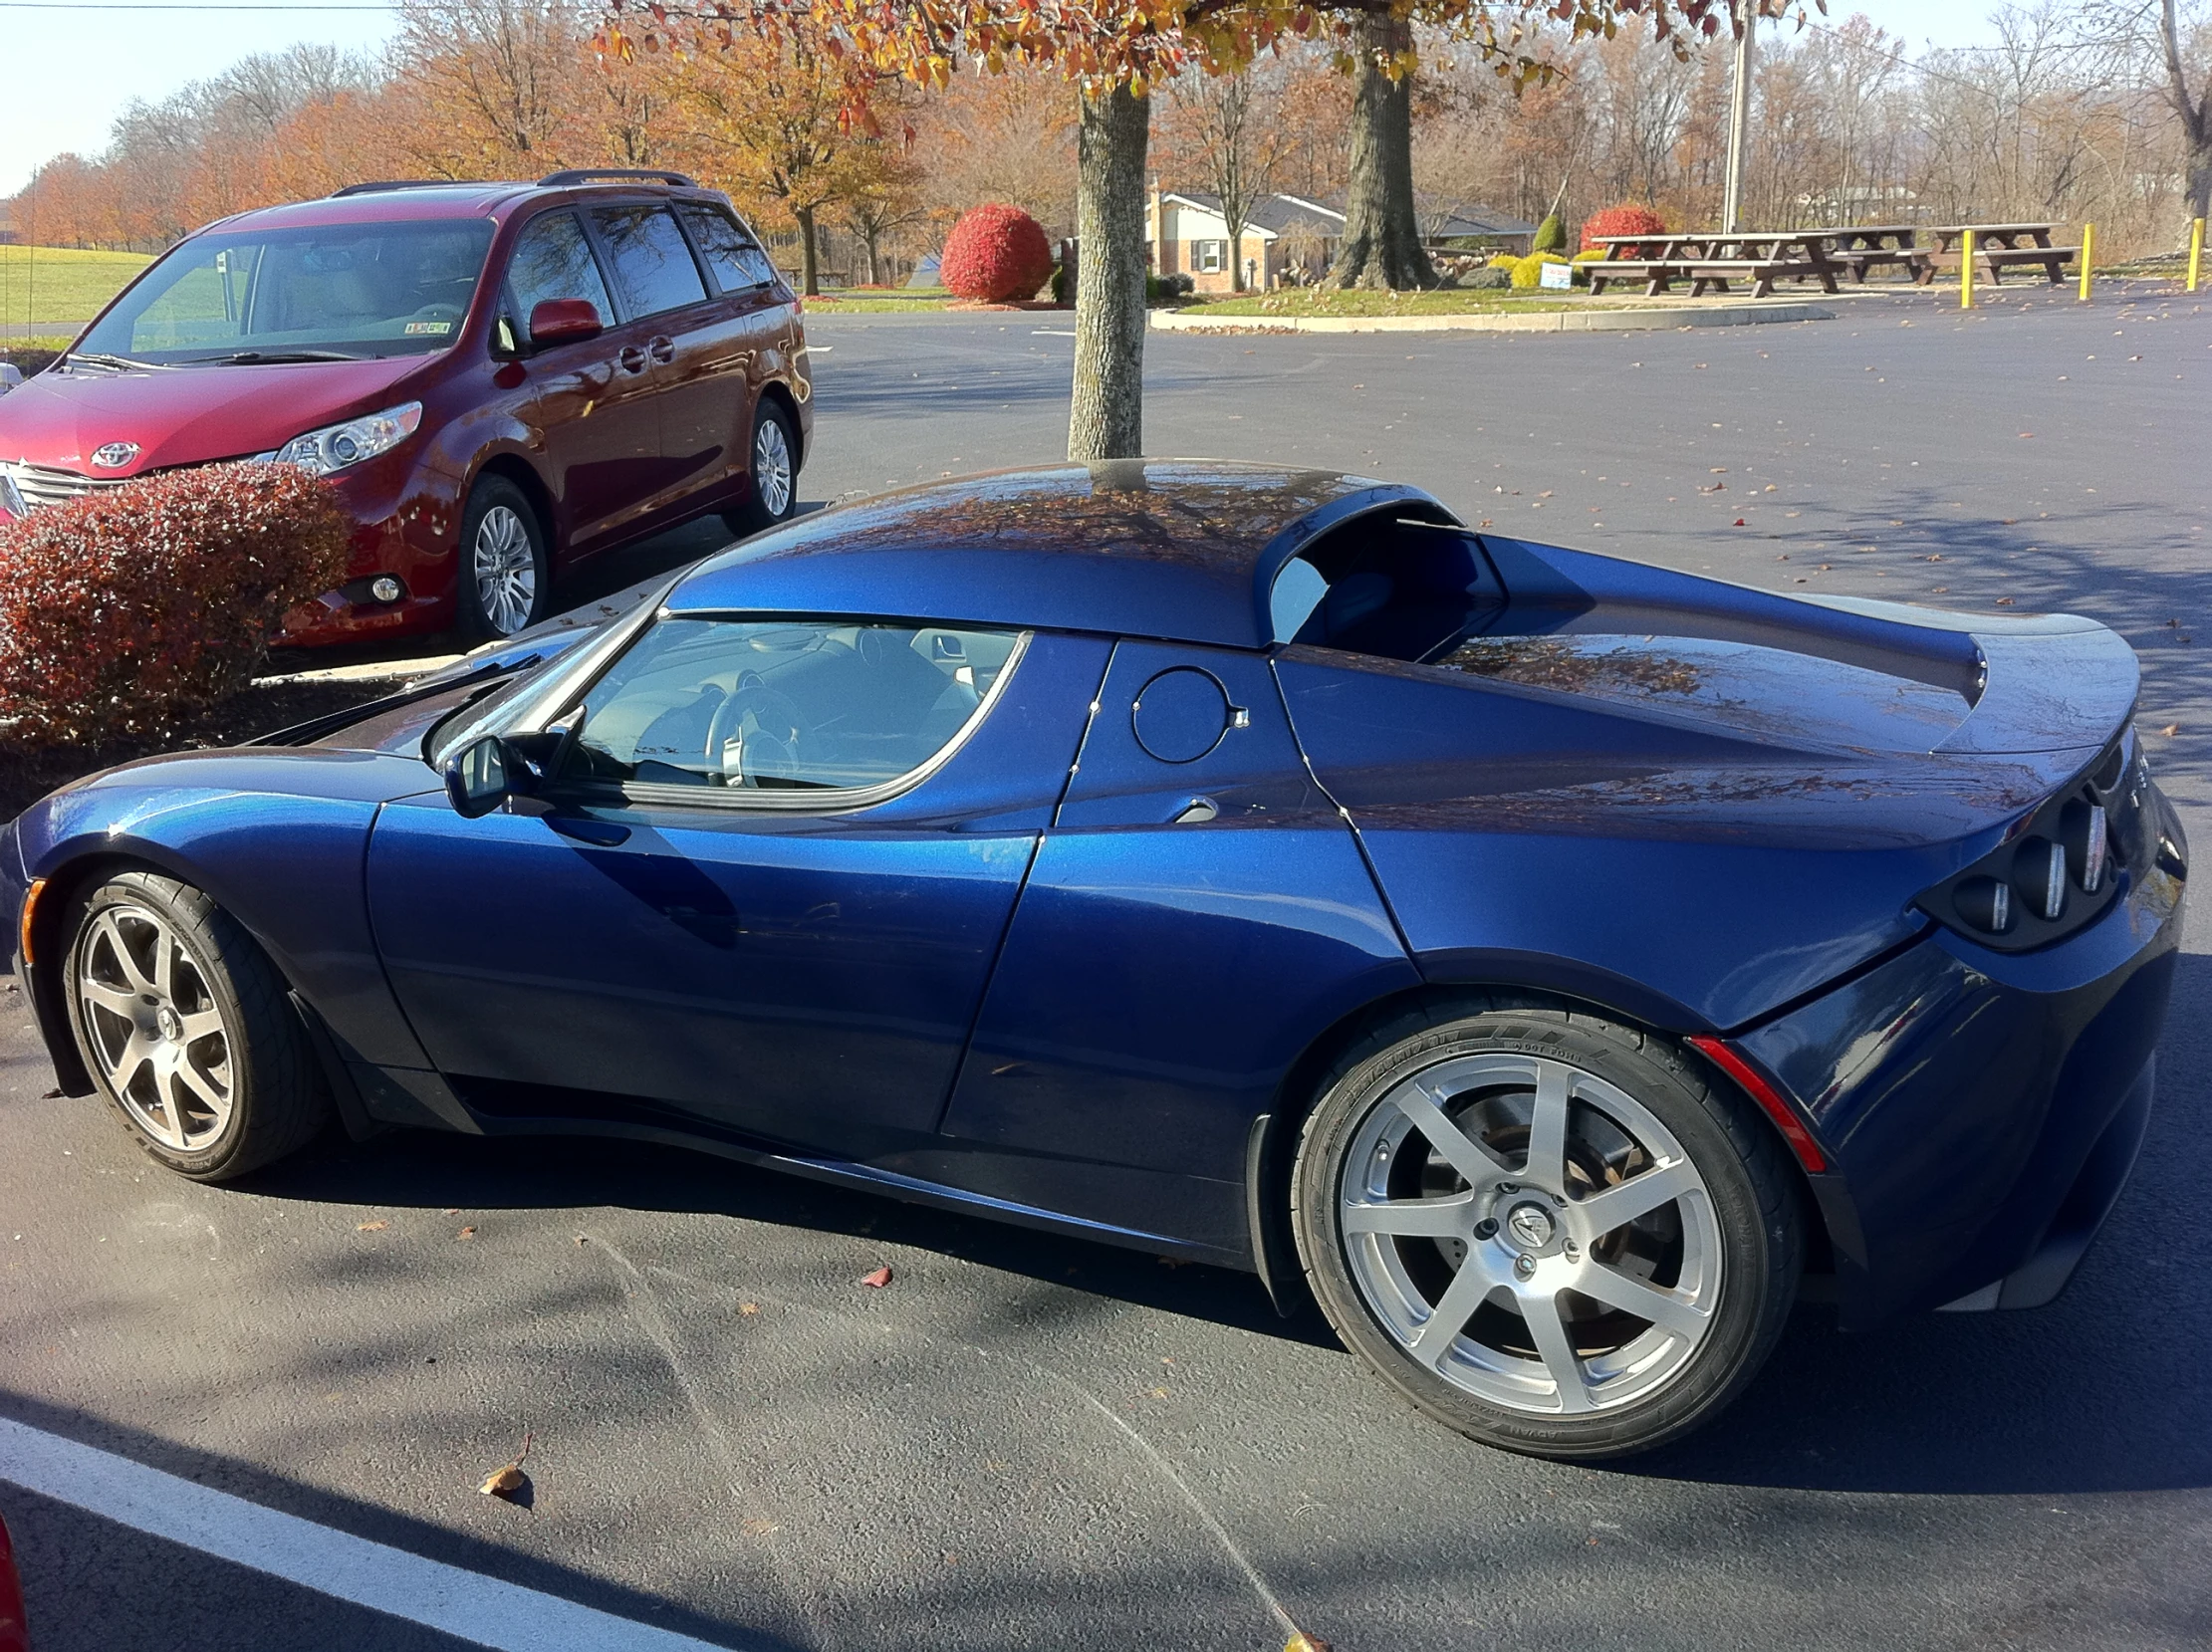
[528,298,603,349]
[444,735,520,819]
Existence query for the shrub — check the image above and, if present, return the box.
[1050,261,1071,305]
[0,462,353,746]
[939,203,1056,304]
[1580,202,1668,255]
[1532,213,1568,255]
[1512,253,1571,290]
[1463,267,1514,291]
[1486,253,1522,270]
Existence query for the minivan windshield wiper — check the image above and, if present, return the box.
[64,351,160,370]
[209,349,375,364]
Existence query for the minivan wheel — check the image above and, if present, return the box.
[63,870,330,1182]
[722,399,799,538]
[458,476,550,640]
[1291,1000,1801,1461]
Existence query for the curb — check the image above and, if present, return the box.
[1148,302,1837,335]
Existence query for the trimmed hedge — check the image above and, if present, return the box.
[1581,202,1668,255]
[0,462,353,746]
[939,203,1056,304]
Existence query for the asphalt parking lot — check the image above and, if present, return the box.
[3,285,2209,1651]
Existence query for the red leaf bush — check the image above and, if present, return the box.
[939,203,1055,304]
[1580,202,1669,255]
[0,462,353,746]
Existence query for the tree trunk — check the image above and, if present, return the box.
[1228,226,1246,292]
[1334,12,1435,291]
[2189,130,2212,223]
[1068,82,1148,463]
[795,203,820,297]
[863,225,882,287]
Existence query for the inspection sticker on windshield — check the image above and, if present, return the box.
[404,321,453,336]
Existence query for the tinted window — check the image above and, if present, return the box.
[677,203,777,292]
[1271,519,1504,659]
[560,618,1022,795]
[79,220,494,363]
[590,205,708,319]
[506,211,613,329]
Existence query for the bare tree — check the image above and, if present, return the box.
[2159,0,2212,218]
[1161,64,1301,292]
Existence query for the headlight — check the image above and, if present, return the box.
[259,401,421,476]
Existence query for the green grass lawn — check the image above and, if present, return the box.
[803,286,960,312]
[1184,286,1632,318]
[0,246,153,324]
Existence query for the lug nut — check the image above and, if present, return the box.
[1498,1183,1518,1195]
[1472,1218,1499,1240]
[1514,1255,1538,1279]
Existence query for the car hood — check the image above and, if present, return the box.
[0,355,428,476]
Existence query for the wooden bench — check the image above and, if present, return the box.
[1587,257,1836,300]
[1918,224,2077,286]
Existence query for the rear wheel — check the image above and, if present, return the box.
[721,399,799,538]
[1292,1001,1800,1460]
[458,476,550,640]
[64,870,329,1182]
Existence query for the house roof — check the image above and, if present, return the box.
[1424,203,1539,239]
[1159,191,1348,237]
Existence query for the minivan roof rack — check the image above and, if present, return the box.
[537,168,698,188]
[330,179,496,197]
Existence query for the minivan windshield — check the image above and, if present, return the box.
[78,219,496,365]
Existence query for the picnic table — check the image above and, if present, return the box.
[1586,221,2080,297]
[1585,231,1842,299]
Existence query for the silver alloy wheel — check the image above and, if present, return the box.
[76,904,236,1152]
[471,504,537,634]
[1339,1052,1722,1417]
[754,416,793,519]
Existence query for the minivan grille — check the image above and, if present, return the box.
[0,461,133,511]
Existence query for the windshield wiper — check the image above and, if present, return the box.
[64,351,160,370]
[212,349,373,364]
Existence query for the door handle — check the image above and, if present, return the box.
[617,345,649,373]
[648,335,675,364]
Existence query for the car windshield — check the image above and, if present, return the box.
[78,219,496,364]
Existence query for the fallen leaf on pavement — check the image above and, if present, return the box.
[739,1301,761,1316]
[741,1518,780,1536]
[479,1430,533,1502]
[457,1226,477,1240]
[357,1221,387,1233]
[1995,597,2016,605]
[860,1266,893,1289]
[1733,519,1747,527]
[2160,724,2180,736]
[1286,1633,1333,1652]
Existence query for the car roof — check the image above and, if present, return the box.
[198,178,719,236]
[664,462,1450,650]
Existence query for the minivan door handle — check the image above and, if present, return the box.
[616,345,649,373]
[648,335,676,364]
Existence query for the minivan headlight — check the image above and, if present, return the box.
[260,401,421,476]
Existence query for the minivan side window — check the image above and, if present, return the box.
[506,211,614,330]
[589,204,709,320]
[677,203,777,293]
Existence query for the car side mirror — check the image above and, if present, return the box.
[444,735,520,819]
[528,298,603,349]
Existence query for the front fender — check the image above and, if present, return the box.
[14,752,441,1084]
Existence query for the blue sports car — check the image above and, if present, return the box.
[1,462,2187,1459]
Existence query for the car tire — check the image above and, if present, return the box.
[721,398,799,539]
[1291,997,1801,1461]
[62,870,330,1183]
[457,476,551,640]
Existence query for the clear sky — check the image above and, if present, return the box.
[0,0,2014,201]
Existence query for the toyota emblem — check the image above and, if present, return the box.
[90,442,141,469]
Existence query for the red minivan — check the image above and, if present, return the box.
[0,170,813,644]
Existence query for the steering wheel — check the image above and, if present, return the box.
[705,672,809,789]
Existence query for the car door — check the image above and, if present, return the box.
[667,201,786,510]
[500,209,661,554]
[579,200,723,529]
[366,613,1109,1158]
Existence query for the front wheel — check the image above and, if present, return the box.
[1291,1001,1801,1460]
[457,476,551,640]
[721,399,799,539]
[63,870,329,1181]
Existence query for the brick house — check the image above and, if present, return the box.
[1147,189,1346,292]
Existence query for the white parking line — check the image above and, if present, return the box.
[1031,328,1078,337]
[0,1417,753,1651]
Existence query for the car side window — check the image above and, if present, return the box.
[556,617,1024,798]
[589,204,709,320]
[677,203,777,293]
[506,211,614,330]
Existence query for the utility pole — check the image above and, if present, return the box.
[1722,0,1756,234]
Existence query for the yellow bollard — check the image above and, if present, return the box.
[1960,229,1976,310]
[2079,223,2093,302]
[2190,217,2205,293]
